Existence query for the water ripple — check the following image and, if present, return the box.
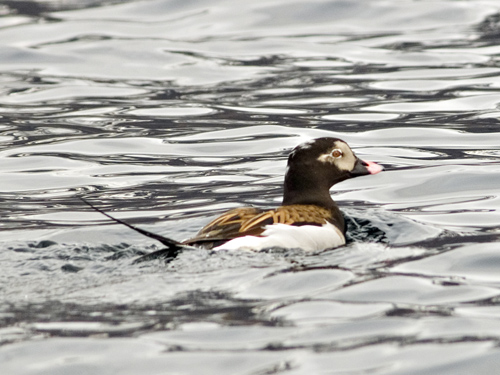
[2,0,500,373]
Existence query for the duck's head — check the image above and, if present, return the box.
[282,137,382,207]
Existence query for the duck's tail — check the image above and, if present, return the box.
[80,198,192,263]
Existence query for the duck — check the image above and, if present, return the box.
[81,137,382,260]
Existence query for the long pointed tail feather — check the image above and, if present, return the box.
[80,197,192,262]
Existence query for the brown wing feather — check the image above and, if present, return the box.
[183,204,340,249]
[183,207,266,247]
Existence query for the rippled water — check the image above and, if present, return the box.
[2,0,500,373]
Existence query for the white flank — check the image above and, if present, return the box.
[213,222,345,252]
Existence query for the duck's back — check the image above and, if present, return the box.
[183,204,345,251]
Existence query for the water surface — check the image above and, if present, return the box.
[2,0,500,373]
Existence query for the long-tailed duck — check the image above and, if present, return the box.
[82,137,382,260]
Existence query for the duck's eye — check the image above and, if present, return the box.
[331,149,343,158]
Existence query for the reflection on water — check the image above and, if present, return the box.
[2,0,500,373]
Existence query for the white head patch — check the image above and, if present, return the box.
[317,141,356,171]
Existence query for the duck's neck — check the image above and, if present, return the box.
[281,165,338,210]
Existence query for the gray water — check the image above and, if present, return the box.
[2,0,500,373]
